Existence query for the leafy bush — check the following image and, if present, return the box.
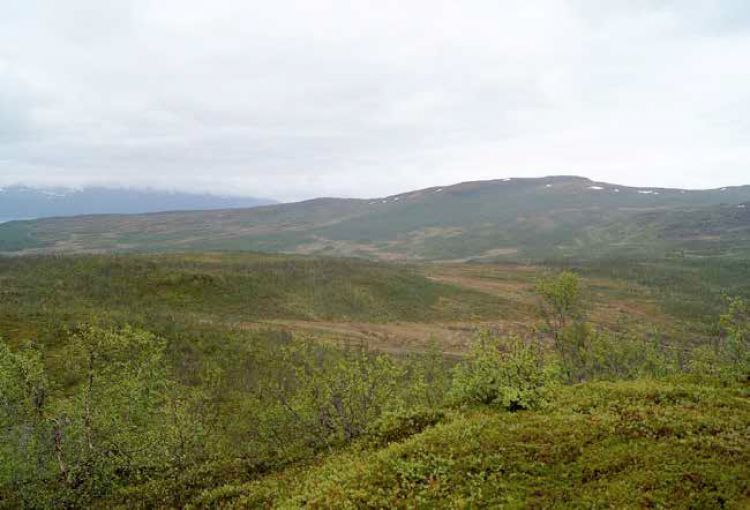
[535,271,682,382]
[448,332,556,410]
[569,327,679,381]
[719,296,750,381]
[535,271,591,381]
[366,407,446,446]
[252,340,410,454]
[0,339,53,504]
[226,379,750,509]
[685,344,724,378]
[536,270,587,340]
[0,325,212,508]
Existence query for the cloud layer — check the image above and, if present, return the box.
[1,0,749,201]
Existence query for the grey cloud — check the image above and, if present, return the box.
[0,0,749,201]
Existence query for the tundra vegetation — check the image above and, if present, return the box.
[0,253,749,508]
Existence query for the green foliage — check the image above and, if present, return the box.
[536,270,586,336]
[685,344,724,378]
[0,325,211,508]
[403,339,451,409]
[252,339,445,455]
[579,328,679,380]
[535,272,683,383]
[448,332,556,410]
[0,254,507,338]
[365,408,446,447]
[55,324,172,489]
[535,271,589,381]
[4,253,750,507]
[550,325,681,383]
[193,379,750,509]
[719,296,750,381]
[0,339,51,499]
[573,257,750,329]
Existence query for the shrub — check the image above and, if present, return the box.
[576,328,679,381]
[0,339,54,504]
[535,270,587,342]
[535,271,591,381]
[366,407,446,446]
[685,344,724,377]
[0,325,207,508]
[253,339,410,454]
[448,332,556,410]
[719,296,750,382]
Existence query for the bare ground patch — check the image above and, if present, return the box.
[238,319,532,355]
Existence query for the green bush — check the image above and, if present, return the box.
[572,327,679,381]
[366,407,446,446]
[252,340,410,454]
[0,339,54,507]
[0,325,212,508]
[719,296,750,382]
[448,332,557,410]
[535,271,682,382]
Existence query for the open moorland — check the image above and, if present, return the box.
[3,176,750,261]
[1,251,749,508]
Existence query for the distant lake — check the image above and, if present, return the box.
[0,218,32,224]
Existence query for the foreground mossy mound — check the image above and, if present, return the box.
[110,378,750,509]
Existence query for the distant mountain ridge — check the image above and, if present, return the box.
[1,176,749,260]
[0,185,276,222]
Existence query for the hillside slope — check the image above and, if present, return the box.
[2,176,749,260]
[105,378,750,509]
[581,202,750,259]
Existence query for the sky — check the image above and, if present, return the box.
[1,1,749,202]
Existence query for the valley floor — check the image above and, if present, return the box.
[234,262,689,356]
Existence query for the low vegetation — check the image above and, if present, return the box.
[2,256,749,508]
[3,176,750,261]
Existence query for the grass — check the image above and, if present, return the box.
[107,377,750,509]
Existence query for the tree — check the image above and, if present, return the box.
[0,339,52,490]
[719,296,750,381]
[56,324,172,495]
[253,339,407,454]
[535,271,586,340]
[535,271,589,381]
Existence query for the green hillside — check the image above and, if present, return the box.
[2,253,750,508]
[181,378,750,509]
[3,176,750,260]
[0,253,512,346]
[580,202,750,259]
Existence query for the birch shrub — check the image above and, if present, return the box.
[719,296,750,382]
[448,332,557,411]
[252,340,411,456]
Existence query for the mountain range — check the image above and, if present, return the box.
[1,176,748,260]
[0,185,276,223]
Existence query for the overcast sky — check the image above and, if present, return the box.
[1,1,749,201]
